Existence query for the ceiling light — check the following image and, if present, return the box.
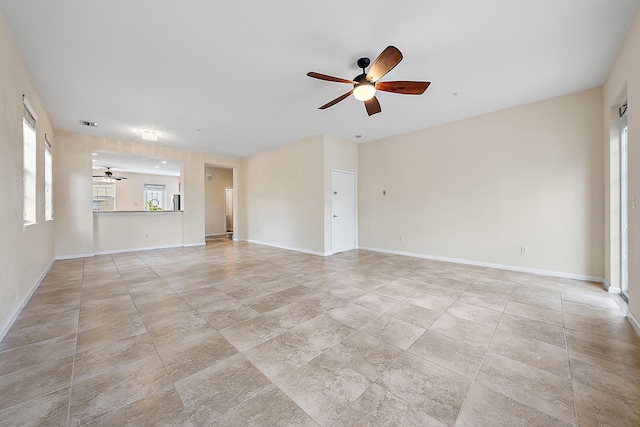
[353,75,376,101]
[154,165,160,168]
[161,160,167,164]
[92,152,98,156]
[136,129,162,142]
[92,159,96,162]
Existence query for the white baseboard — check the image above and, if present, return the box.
[628,310,640,337]
[602,278,622,294]
[247,239,327,257]
[93,244,185,255]
[358,246,605,284]
[205,233,228,237]
[183,242,206,248]
[0,258,55,343]
[55,252,95,260]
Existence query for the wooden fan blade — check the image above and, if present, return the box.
[319,90,353,109]
[366,46,403,82]
[307,72,354,84]
[376,81,431,95]
[364,96,381,116]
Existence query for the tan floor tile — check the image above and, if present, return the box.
[325,330,402,382]
[0,334,75,377]
[569,350,640,400]
[563,311,640,345]
[243,332,322,381]
[0,355,73,412]
[155,331,237,382]
[488,329,570,377]
[0,387,70,427]
[510,290,563,311]
[219,315,288,351]
[73,333,156,384]
[352,292,400,313]
[456,382,572,427]
[429,313,495,350]
[377,352,471,426]
[477,353,576,425]
[276,353,370,427]
[565,328,640,370]
[82,389,192,427]
[289,315,355,351]
[360,314,425,350]
[69,354,172,426]
[456,291,508,312]
[0,315,78,352]
[209,384,318,426]
[498,313,566,347]
[504,301,564,326]
[174,353,271,427]
[387,301,441,329]
[408,330,485,379]
[332,383,444,427]
[573,380,640,427]
[446,301,502,328]
[325,302,380,329]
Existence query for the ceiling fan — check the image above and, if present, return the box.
[93,167,127,181]
[307,46,431,116]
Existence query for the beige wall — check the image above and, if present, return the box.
[0,11,56,337]
[242,135,325,254]
[359,88,604,279]
[205,166,233,235]
[93,170,180,211]
[603,8,640,319]
[54,131,239,258]
[241,134,358,255]
[93,212,183,253]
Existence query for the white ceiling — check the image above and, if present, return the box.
[92,151,181,176]
[1,0,638,159]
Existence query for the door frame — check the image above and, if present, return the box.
[331,168,358,255]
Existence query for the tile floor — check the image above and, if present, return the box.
[1,239,640,426]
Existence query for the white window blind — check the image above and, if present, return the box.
[23,95,37,227]
[44,134,53,221]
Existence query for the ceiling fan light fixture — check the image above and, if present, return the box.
[353,74,376,101]
[353,83,376,101]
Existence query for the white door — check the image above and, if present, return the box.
[331,170,356,254]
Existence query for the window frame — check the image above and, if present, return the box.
[23,95,38,229]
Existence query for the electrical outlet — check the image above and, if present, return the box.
[521,245,528,253]
[400,235,405,242]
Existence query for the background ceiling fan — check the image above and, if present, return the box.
[307,46,431,116]
[93,167,128,181]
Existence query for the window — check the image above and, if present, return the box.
[44,134,53,221]
[92,182,116,211]
[144,184,165,210]
[23,96,37,227]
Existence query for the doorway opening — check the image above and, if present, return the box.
[225,188,234,237]
[204,165,234,241]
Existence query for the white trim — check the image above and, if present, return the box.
[358,246,606,283]
[22,94,38,122]
[205,233,228,237]
[183,242,206,248]
[602,278,622,294]
[0,258,54,342]
[628,311,640,337]
[55,253,95,260]
[94,244,185,255]
[247,239,328,257]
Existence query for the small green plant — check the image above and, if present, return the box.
[147,200,162,211]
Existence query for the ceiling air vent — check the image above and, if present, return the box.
[80,120,98,127]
